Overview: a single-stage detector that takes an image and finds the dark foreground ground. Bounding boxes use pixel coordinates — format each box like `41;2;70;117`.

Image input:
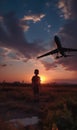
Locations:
0;84;77;130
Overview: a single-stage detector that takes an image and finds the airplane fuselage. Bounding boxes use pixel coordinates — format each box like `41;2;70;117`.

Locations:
37;35;77;59
54;35;66;57
54;35;62;48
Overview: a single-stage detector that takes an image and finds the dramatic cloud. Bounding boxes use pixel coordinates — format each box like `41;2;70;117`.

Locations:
41;60;58;70
58;0;77;19
21;14;45;23
58;0;72;19
57;0;77;71
0;13;46;63
58;22;77;71
41;21;77;71
20;23;30;32
41;0;77;71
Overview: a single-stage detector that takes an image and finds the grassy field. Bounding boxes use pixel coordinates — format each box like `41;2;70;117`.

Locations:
0;84;77;130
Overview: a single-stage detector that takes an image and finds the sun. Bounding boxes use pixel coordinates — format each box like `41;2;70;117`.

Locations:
41;76;46;83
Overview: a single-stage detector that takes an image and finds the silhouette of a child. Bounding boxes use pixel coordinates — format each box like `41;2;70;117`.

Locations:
32;69;40;101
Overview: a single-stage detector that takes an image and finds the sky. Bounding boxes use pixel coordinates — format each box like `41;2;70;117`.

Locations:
0;0;77;83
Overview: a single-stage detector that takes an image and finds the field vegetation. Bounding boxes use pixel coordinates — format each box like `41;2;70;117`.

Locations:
0;83;77;130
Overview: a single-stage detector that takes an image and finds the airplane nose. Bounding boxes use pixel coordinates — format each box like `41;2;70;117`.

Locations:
54;35;58;40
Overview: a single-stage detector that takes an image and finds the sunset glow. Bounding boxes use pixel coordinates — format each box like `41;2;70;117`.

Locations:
40;76;46;84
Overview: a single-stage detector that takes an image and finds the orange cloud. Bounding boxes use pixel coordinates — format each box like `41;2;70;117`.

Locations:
21;14;45;23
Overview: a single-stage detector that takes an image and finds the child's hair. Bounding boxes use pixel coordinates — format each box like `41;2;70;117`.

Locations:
34;69;39;75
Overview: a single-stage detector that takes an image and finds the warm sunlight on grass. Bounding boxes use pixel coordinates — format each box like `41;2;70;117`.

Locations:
41;75;46;83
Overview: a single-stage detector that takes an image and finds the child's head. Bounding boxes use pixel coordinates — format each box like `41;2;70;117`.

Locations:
34;69;39;75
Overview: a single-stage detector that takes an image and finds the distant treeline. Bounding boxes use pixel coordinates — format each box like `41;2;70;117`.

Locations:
0;81;77;87
0;81;32;87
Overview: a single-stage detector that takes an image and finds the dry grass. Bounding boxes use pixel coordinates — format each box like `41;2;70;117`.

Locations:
0;119;26;130
0;84;77;130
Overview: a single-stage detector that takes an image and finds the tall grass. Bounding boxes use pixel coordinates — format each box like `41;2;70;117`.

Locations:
0;84;77;130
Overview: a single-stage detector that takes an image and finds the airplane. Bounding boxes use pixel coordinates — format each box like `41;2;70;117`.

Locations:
37;35;77;59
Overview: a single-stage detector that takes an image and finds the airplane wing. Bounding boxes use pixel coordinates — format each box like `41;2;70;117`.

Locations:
63;48;77;52
37;49;59;59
